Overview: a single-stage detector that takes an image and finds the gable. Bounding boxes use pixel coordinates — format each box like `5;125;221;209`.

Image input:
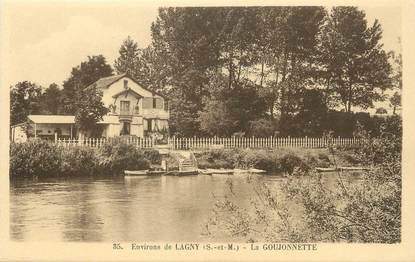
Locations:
112;88;144;99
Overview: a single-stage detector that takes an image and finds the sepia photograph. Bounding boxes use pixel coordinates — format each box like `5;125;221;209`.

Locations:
1;0;414;261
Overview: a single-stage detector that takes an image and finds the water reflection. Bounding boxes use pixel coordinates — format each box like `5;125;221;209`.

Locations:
10;172;355;242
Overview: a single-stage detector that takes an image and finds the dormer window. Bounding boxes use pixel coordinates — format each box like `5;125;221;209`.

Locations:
124;80;128;89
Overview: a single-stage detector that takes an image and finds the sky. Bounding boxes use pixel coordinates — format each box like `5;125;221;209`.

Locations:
1;3;402;89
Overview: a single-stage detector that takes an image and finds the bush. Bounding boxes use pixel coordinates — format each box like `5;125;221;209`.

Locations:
195;149;235;169
10;139;61;178
97;142;150;175
60;146;98;176
143;149;162;165
278;153;310;175
10;140;154;178
241;149;276;171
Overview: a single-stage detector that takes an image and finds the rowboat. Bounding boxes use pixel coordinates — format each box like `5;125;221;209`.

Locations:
316;167;369;172
248;168;266;174
198;169;213;175
124;170;149;176
207;169;234;175
148;170;167;176
164;170;199;176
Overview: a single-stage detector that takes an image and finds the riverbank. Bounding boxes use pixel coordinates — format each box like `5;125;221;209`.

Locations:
194;147;360;174
10;139;161;178
10;139;360;179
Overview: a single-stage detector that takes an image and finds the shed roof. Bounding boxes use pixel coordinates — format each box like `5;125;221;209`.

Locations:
28;115;75;124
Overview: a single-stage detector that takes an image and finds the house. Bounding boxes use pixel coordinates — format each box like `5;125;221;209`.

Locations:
10;73;169;142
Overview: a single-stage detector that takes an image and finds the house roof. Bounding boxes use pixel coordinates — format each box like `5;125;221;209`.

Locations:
87;73;168;99
28;115;75;124
87;74;126;90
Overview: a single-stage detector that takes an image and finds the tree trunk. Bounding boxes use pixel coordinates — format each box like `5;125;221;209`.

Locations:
228;51;233;89
260;59;265;87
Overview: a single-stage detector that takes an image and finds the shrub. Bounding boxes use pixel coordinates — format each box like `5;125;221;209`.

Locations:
278;153;310;175
97;142;150;175
241;149;276;171
60;146;98;176
195;149;235;169
10;139;61;178
143;149;162;165
10;140;155;178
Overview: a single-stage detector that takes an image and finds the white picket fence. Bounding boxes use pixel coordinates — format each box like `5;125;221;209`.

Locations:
56;136;361;150
56;137;154;148
167;136;361;150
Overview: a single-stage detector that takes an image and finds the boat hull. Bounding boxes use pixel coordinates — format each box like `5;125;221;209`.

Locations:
165;170;199;176
124;170;149;176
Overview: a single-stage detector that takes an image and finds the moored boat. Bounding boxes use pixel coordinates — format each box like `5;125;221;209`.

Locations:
207;169;234;175
248;168;266;174
124;170;149;176
316;166;369;172
164;170;199;176
198;169;213;175
315;167;337;172
148;170;167;176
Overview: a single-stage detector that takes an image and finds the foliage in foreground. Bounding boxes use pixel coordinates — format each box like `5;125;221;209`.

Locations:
205;131;401;243
10;140;158;178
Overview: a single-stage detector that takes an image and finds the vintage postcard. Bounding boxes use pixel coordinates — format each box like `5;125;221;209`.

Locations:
1;0;414;261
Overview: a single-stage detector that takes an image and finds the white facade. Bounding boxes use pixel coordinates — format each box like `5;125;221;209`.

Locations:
95;74;169;138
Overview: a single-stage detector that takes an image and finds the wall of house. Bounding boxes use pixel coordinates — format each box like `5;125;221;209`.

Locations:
101;77;162;106
11;125;27;142
102;122;144;138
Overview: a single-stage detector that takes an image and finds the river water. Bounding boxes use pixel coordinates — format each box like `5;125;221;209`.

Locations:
10;174;293;242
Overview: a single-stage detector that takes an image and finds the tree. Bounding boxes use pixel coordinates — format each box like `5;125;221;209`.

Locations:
74;85;108;137
62;55;113;114
390;92;401;115
389;50;402;115
198;79;268;136
39;83;63;114
287;89;328;137
318;7;392;112
10;81;42;126
114;36;140;76
114;38;171;94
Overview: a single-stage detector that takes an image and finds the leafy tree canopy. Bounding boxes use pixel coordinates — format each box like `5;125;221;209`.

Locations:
62;55;113;114
10;81;42;126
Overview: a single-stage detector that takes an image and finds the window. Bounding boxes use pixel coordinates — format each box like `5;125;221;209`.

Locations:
124;80;128;89
120;101;130;114
153;98;157;109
